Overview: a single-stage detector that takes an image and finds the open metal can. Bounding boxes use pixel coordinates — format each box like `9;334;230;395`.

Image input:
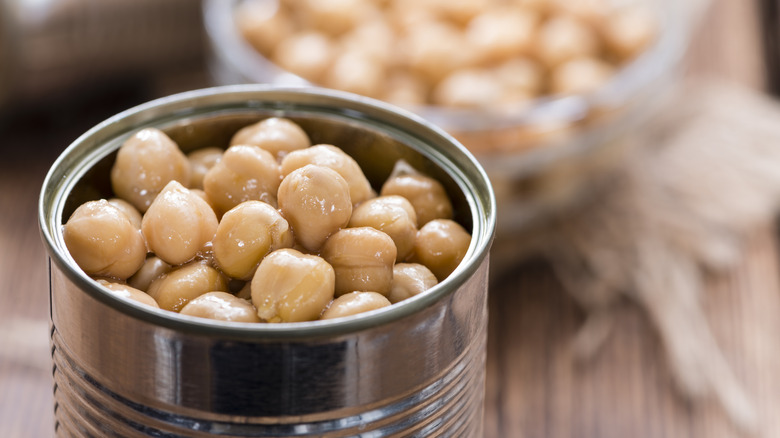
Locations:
39;86;496;437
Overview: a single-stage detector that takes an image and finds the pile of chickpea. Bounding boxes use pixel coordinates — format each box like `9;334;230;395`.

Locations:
63;118;471;323
237;0;657;110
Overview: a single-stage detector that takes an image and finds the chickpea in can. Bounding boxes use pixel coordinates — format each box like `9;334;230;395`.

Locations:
62;116;469;323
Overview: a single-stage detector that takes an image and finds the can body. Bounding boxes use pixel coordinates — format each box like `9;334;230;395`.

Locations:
40;86;496;437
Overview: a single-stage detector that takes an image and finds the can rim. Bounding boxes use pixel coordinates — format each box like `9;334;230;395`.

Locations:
39;84;497;339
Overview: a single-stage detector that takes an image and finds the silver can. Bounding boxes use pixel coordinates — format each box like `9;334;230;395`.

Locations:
39;86;496;437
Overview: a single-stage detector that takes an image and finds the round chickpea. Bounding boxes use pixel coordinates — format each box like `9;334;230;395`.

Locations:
187;147;223;190
95;278;160;308
380;168;453;226
213;200;294;280
320;291;391;320
251;248;335;322
534;14;600;69
107;197;143;229
280;144;375;205
203;144;282;217
550;57;614;95
63;199;147;280
321;227;396;297
413;219;471;281
127;256;172;292
147;261;229;312
278;164;352;252
142;180;219;266
387;263;438;304
348;195;417;261
230;117;311;161
465;7;538;64
273;31;335;83
110;128;191;213
236;0;295;56
179;291;261;323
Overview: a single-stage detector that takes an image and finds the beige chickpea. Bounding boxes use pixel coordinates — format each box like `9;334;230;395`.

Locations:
465;7;538;64
273;31;335;83
413;219;471;281
280;144;374;205
63;200;147;280
387;263;438;304
128;256;172;292
433;68;503;109
380;170;453;226
534;14;600;69
400;21;474;84
142;180;218;266
493;57;544;97
550;57;614;95
95;278;160;308
321;227;396;297
340;19;396;65
298;0;378;37
382;72;428;107
179;291;261;323
323;50;386;99
320;291;391;320
107;197;142;229
602;6;657;61
213;200;294;280
348;195;417;262
278;164;352;252
147;261;229;312
229;117;311;161
236;281;253;301
251;248;335;322
187;147;223;190
110;128;191;213
203;144;282;217
428;0;490;25
236;0;294;56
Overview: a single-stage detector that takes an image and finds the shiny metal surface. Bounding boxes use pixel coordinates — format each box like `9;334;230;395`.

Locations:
40;86;496;436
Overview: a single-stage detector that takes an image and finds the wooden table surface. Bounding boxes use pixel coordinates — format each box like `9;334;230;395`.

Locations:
0;1;776;437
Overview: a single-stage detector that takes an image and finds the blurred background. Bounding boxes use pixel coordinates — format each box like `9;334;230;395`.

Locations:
1;0;780;437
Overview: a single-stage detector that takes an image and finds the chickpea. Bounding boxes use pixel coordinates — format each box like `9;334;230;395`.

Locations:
280;144;374;205
340;19;396;65
413;219;471;281
382;72;428;107
179;291;261;323
493;57;543;97
63;200;147;280
278;165;352;252
380;169;453;226
433;68;503;109
534;14;600;69
465;7;538;64
321;227;396;297
107;197;142;229
324;51;386;99
203;144;282;217
187;147;223;190
236;0;294;56
127;256;172;292
229;117;311;161
602;6;657;61
400;21;475;84
95;278;160;308
273;31;335;83
387;263;438;304
550;57;614;95
297;0;378;37
251;248;335;322
348;195;417;262
142;180;218;266
320;291;391;320
147;261;229;312
110;128;191;213
236;281;253;301
213;200;294;280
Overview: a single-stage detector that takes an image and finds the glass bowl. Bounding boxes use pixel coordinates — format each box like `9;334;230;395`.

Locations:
203;0;696;233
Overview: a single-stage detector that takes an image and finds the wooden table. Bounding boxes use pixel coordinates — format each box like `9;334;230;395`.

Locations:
0;1;775;436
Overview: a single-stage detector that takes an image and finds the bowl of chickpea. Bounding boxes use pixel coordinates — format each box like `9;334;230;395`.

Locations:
39;86;495;436
204;0;694;231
